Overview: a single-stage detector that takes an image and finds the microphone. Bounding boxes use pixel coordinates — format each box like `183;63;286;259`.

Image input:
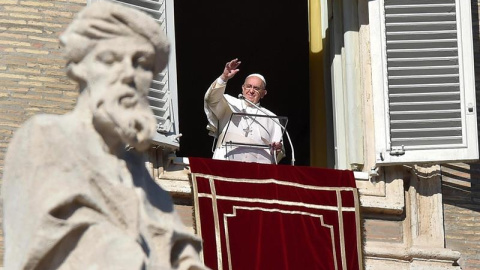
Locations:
238;94;296;165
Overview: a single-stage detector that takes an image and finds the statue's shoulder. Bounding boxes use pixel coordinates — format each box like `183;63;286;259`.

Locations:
5;114;71;169
12;114;70;144
22;113;65;128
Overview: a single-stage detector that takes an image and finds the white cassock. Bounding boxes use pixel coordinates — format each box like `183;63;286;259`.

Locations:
204;79;284;164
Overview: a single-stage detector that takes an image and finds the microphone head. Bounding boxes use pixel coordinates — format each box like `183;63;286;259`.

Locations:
238;94;244;99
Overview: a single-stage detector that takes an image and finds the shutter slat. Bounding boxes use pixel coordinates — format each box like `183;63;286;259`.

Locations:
385;0;455;3
151;106;167;113
388;92;459;100
389;74;458;79
391;93;459;101
386;15;455;23
391;136;462;147
387;40;458;50
387;30;457;40
391;119;462;129
387;21;456;26
389;65;458;70
388;66;459;76
147;95;168;104
114;0;163;6
149;88;166;95
388;30;456;35
392;127;461;133
388;56;458;62
386;13;455;18
390;129;462;137
389;76;459;85
387;41;458;50
391;113;461;121
390;109;460;115
109;0;163;10
386;22;456;32
391;118;461;123
390;105;460;112
150;83;166;91
110;0;163;18
385;0;455;4
390;101;460;106
392;136;462;141
385;3;455;9
389;83;459;89
391;137;462;141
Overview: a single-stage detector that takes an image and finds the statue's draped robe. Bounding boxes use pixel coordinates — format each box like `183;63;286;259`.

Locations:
3;113;207;270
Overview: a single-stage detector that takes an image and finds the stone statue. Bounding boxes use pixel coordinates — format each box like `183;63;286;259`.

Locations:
2;2;208;269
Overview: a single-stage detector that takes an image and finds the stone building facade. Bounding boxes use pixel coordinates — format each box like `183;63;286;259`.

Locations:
0;0;480;269
0;0;82;263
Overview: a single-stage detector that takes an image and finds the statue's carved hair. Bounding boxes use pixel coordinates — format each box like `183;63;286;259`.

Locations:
60;1;169;75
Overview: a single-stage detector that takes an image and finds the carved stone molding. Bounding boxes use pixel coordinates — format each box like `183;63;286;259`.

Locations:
363;165;461;269
356;166;405;214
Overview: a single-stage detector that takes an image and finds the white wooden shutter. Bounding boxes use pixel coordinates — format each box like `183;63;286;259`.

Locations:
370;0;477;165
88;0;180;149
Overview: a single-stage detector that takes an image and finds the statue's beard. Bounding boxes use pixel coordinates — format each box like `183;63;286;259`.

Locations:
92;96;156;152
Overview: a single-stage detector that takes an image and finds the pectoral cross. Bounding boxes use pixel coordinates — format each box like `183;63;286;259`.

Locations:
243;126;251;137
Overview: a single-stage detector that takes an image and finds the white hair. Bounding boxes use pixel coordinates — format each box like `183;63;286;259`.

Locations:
246;73;266;87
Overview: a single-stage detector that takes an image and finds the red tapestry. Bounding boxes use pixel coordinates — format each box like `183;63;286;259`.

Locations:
189;157;363;270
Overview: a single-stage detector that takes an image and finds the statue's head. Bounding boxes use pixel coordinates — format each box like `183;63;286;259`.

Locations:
60;2;169;151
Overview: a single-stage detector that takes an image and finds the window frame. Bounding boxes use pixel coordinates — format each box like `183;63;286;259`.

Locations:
369;0;478;165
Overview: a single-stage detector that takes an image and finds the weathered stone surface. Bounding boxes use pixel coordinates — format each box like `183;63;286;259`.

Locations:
2;2;207;269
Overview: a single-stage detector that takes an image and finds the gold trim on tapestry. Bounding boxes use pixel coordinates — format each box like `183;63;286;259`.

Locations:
190;174;204;262
197;193;356;212
336;190;347;270
223;206;339;270
209;178;223;270
353;189;364;270
192;173;355;192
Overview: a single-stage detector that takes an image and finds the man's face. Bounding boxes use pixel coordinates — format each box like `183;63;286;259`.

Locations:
242;76;266;104
80;35;158;151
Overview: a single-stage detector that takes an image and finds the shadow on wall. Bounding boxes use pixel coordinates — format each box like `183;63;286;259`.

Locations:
441;162;480;270
440;0;480;212
441;163;480;211
441;2;480;266
440;0;480;211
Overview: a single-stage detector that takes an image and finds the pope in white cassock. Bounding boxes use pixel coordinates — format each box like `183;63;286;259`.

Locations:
204;58;284;164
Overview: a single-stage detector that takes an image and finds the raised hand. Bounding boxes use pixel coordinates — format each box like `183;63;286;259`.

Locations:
220;58;241;82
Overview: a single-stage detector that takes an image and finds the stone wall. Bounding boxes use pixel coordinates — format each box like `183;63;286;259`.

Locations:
442;165;480;270
439;2;480;269
0;0;83;179
0;0;85;264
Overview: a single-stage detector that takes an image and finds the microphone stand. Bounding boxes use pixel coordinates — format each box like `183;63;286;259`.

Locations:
238;94;295;166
